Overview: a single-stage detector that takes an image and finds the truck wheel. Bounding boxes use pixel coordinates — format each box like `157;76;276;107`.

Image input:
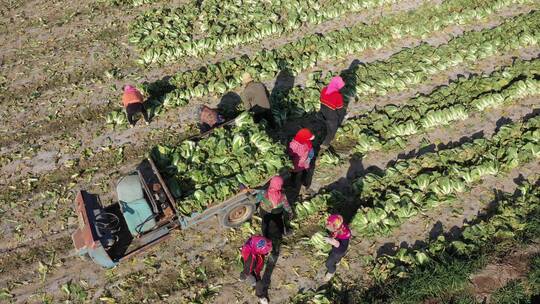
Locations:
221;202;255;228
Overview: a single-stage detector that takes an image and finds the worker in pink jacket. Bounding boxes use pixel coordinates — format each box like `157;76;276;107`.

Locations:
288;128;316;193
323;214;351;281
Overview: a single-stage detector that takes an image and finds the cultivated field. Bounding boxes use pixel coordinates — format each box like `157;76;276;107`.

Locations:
1;0;539;303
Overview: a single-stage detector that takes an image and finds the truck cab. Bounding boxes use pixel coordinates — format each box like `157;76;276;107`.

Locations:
72;159;179;268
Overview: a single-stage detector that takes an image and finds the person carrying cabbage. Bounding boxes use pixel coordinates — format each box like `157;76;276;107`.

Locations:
319;76;347;149
321;214;351;282
121;85;150;127
239;235;273;304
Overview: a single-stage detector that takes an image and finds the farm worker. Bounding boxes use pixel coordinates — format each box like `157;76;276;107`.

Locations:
256;176;294;246
199;105;225;132
322;214;351;281
240;72;275;127
239;235;272;304
122;85;150;127
288;128;316;193
319;76;346;148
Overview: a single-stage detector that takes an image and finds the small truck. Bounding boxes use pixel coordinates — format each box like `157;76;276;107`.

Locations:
72;157;261;268
72;83;274;268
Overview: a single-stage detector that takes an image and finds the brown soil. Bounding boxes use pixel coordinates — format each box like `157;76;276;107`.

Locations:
1;0;539;303
470;245;540;303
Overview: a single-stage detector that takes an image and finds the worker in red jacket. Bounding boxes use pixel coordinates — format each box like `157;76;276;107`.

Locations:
122;85;150;127
240;235;273;304
319;76;346;148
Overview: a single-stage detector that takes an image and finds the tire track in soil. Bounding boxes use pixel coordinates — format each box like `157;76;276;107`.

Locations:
0;0;431;136
0;2;536;185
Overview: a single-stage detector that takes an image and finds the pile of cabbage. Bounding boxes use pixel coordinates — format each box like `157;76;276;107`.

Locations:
151;113;291;215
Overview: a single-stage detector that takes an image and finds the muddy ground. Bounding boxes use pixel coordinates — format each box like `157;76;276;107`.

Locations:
1;0;539;303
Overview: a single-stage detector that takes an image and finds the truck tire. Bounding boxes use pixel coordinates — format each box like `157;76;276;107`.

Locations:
220;202;255;228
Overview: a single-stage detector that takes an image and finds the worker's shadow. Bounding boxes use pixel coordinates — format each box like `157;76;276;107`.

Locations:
266;69;309;203
279;60;363;205
270;69;323;203
302;60;369;216
340;59;361;111
258;218;285;300
269;68;296;144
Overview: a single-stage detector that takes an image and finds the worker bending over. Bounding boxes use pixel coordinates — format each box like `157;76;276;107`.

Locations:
122;85;150;127
240;235;273;304
199;105;225;132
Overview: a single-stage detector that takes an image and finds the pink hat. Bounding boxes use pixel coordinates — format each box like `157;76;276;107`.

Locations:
326;76;345;94
326;214;344;232
269;176;284;190
124;85;139;94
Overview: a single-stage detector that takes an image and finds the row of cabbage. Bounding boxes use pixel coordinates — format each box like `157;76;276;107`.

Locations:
329;58;540;159
159;0;534;104
350;113;540;237
273;9;540;123
119;6;539;127
294;58;540;223
105;0;159;6
150;113;291;215
301;113;540;250
362;178;540;302
293;179;540;302
130;0;399;64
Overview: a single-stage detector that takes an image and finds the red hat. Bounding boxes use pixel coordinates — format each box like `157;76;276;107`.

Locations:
294;128;315;145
